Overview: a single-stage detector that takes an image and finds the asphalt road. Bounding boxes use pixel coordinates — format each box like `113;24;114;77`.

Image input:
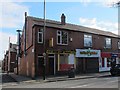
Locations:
3;75;119;88
2;73;17;83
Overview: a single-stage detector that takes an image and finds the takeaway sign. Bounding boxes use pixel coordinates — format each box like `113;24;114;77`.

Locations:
76;49;101;57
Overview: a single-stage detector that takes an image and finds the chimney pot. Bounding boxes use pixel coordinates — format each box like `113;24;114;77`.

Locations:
25;12;27;17
61;13;66;25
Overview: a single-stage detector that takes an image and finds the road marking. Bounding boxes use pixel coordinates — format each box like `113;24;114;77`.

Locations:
70;85;88;88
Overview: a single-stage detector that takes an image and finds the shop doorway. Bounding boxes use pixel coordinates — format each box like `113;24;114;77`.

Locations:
48;54;55;75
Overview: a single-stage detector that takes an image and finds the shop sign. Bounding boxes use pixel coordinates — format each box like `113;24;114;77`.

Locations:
111;53;118;57
46;50;75;54
76;49;101;57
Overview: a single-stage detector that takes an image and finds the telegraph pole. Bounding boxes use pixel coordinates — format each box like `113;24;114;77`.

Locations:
16;30;21;75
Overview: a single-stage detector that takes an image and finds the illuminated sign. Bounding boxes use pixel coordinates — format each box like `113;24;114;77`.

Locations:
76;49;101;57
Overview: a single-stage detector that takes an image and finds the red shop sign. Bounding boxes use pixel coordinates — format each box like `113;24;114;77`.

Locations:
101;52;111;58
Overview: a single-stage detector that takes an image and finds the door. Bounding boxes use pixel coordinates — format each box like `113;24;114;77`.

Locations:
48;54;55;75
38;56;44;76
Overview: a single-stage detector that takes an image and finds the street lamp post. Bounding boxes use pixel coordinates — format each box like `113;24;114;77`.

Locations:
43;0;46;80
16;30;21;75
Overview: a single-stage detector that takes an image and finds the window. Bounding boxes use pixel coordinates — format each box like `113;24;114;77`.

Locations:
57;30;68;45
38;29;43;43
84;34;92;47
107;58;111;67
60;54;68;64
118;41;120;49
105;38;111;48
102;58;105;67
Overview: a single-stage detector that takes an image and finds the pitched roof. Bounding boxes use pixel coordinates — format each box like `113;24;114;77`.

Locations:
10;43;17;52
28;16;118;38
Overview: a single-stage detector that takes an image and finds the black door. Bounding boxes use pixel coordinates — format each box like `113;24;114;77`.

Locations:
48;57;54;75
38;57;44;76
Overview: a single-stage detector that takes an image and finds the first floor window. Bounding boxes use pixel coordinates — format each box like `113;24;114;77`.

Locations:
38;29;43;43
57;30;68;45
105;38;111;48
84;34;92;47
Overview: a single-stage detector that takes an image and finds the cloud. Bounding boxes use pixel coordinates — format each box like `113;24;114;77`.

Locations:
0;2;29;60
79;17;118;34
0;2;29;28
101;0;120;7
0;32;17;60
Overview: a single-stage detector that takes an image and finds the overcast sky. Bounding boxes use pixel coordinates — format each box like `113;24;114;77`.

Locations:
0;0;119;60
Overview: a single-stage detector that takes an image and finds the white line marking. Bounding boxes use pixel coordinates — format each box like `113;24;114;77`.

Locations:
70;85;88;88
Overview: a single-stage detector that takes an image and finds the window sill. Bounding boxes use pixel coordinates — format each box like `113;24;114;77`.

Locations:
57;43;68;46
38;42;43;44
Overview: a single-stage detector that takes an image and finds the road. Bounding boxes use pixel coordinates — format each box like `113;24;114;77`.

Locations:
3;75;119;88
2;73;17;83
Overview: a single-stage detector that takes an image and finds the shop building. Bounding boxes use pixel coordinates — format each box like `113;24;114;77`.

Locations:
18;13;120;78
99;52;120;72
76;49;101;73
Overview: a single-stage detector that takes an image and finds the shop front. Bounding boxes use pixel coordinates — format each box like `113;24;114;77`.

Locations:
76;49;101;73
99;52;120;72
46;50;76;75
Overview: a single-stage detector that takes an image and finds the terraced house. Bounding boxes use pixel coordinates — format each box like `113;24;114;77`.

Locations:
17;13;120;78
2;43;17;73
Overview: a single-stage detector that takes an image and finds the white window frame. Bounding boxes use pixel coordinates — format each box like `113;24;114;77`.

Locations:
57;30;68;45
105;38;111;48
38;28;43;43
84;34;92;47
118;41;120;49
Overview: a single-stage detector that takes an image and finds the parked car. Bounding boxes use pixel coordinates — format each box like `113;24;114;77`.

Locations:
110;64;120;76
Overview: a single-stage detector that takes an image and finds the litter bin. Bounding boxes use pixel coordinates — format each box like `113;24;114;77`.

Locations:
68;67;75;78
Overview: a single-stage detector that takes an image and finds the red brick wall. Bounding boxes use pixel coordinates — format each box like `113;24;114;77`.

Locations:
9;52;16;72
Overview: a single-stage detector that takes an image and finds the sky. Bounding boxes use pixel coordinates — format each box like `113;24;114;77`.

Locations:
0;0;119;60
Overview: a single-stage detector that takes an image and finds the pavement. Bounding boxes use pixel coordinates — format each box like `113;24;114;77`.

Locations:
5;71;111;84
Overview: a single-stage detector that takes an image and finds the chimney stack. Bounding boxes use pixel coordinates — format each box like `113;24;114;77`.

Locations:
61;13;66;25
24;12;27;56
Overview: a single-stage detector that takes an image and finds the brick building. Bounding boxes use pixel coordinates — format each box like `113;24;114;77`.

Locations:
2;51;8;72
18;13;120;78
2;43;17;73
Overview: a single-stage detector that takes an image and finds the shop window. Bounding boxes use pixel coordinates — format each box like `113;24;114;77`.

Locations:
38;29;43;43
118;41;120;49
84;34;92;47
102;58;105;67
60;54;68;64
105;38;111;48
57;30;68;45
59;54;74;71
107;58;111;67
